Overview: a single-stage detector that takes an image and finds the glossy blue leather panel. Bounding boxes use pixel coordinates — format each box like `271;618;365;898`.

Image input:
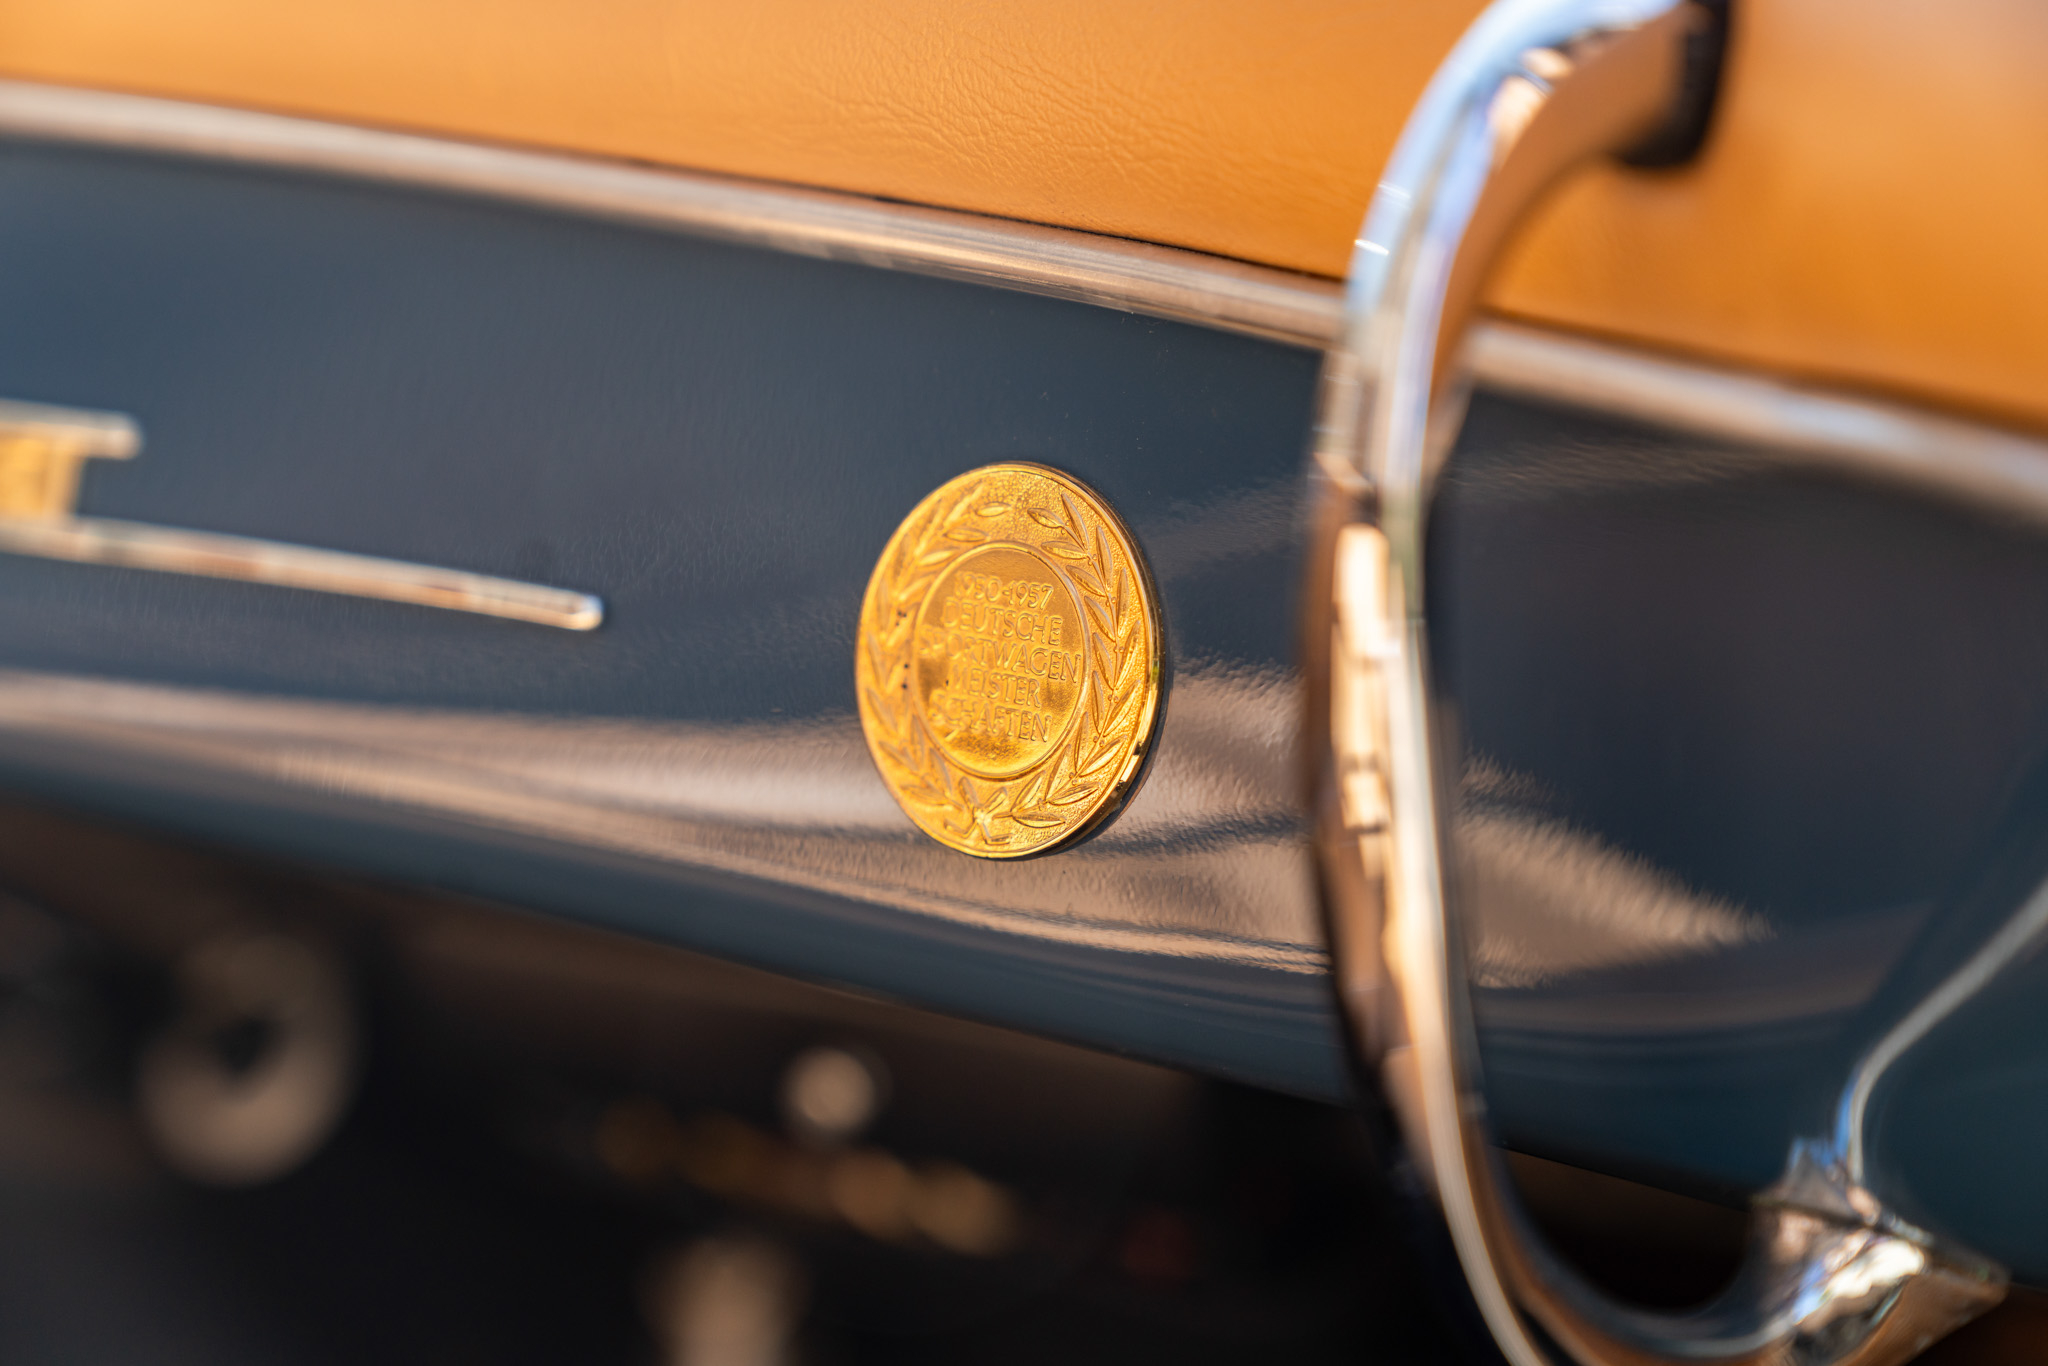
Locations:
1435;394;2048;1280
7;139;2047;1282
0;142;1343;1099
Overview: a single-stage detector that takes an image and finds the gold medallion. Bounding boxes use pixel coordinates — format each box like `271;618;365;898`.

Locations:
856;463;1163;858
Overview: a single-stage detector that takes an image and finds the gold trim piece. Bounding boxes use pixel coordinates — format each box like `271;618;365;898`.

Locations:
857;464;1162;858
0;398;139;520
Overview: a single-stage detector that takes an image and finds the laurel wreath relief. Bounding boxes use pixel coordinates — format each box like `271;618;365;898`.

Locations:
857;471;1155;855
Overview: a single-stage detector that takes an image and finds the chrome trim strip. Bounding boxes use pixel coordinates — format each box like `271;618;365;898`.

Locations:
0;80;1340;348
0;393;597;627
0;516;604;630
1470;322;2048;524
2;76;2044;524
0;398;139;456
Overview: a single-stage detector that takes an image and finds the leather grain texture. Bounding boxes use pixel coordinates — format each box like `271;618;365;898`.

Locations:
0;0;2042;428
1492;0;2048;436
0;0;1484;291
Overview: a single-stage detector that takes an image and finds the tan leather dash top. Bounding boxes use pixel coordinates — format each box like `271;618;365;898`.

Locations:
1;0;2042;429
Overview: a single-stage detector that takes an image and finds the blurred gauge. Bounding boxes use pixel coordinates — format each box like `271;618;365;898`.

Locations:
135;931;357;1185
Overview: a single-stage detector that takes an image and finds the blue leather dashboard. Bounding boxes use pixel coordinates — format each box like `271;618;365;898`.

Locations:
6;136;2048;1283
0;141;1342;1097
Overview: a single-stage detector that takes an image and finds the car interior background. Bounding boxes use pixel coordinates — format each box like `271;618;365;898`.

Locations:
0;2;2039;1363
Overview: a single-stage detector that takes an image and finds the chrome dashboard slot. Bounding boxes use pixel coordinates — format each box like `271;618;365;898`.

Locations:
0;139;1337;1097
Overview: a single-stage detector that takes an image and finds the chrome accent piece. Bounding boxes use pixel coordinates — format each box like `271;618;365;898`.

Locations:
1312;2;2007;1365
1470;322;2048;524
0;516;604;630
0;398;139;457
1835;872;2048;1187
1;75;2042;517
0;396;601;629
0;80;1337;348
1718;1146;2006;1366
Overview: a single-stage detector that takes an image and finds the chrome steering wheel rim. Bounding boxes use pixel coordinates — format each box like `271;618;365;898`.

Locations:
1310;2;2011;1362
